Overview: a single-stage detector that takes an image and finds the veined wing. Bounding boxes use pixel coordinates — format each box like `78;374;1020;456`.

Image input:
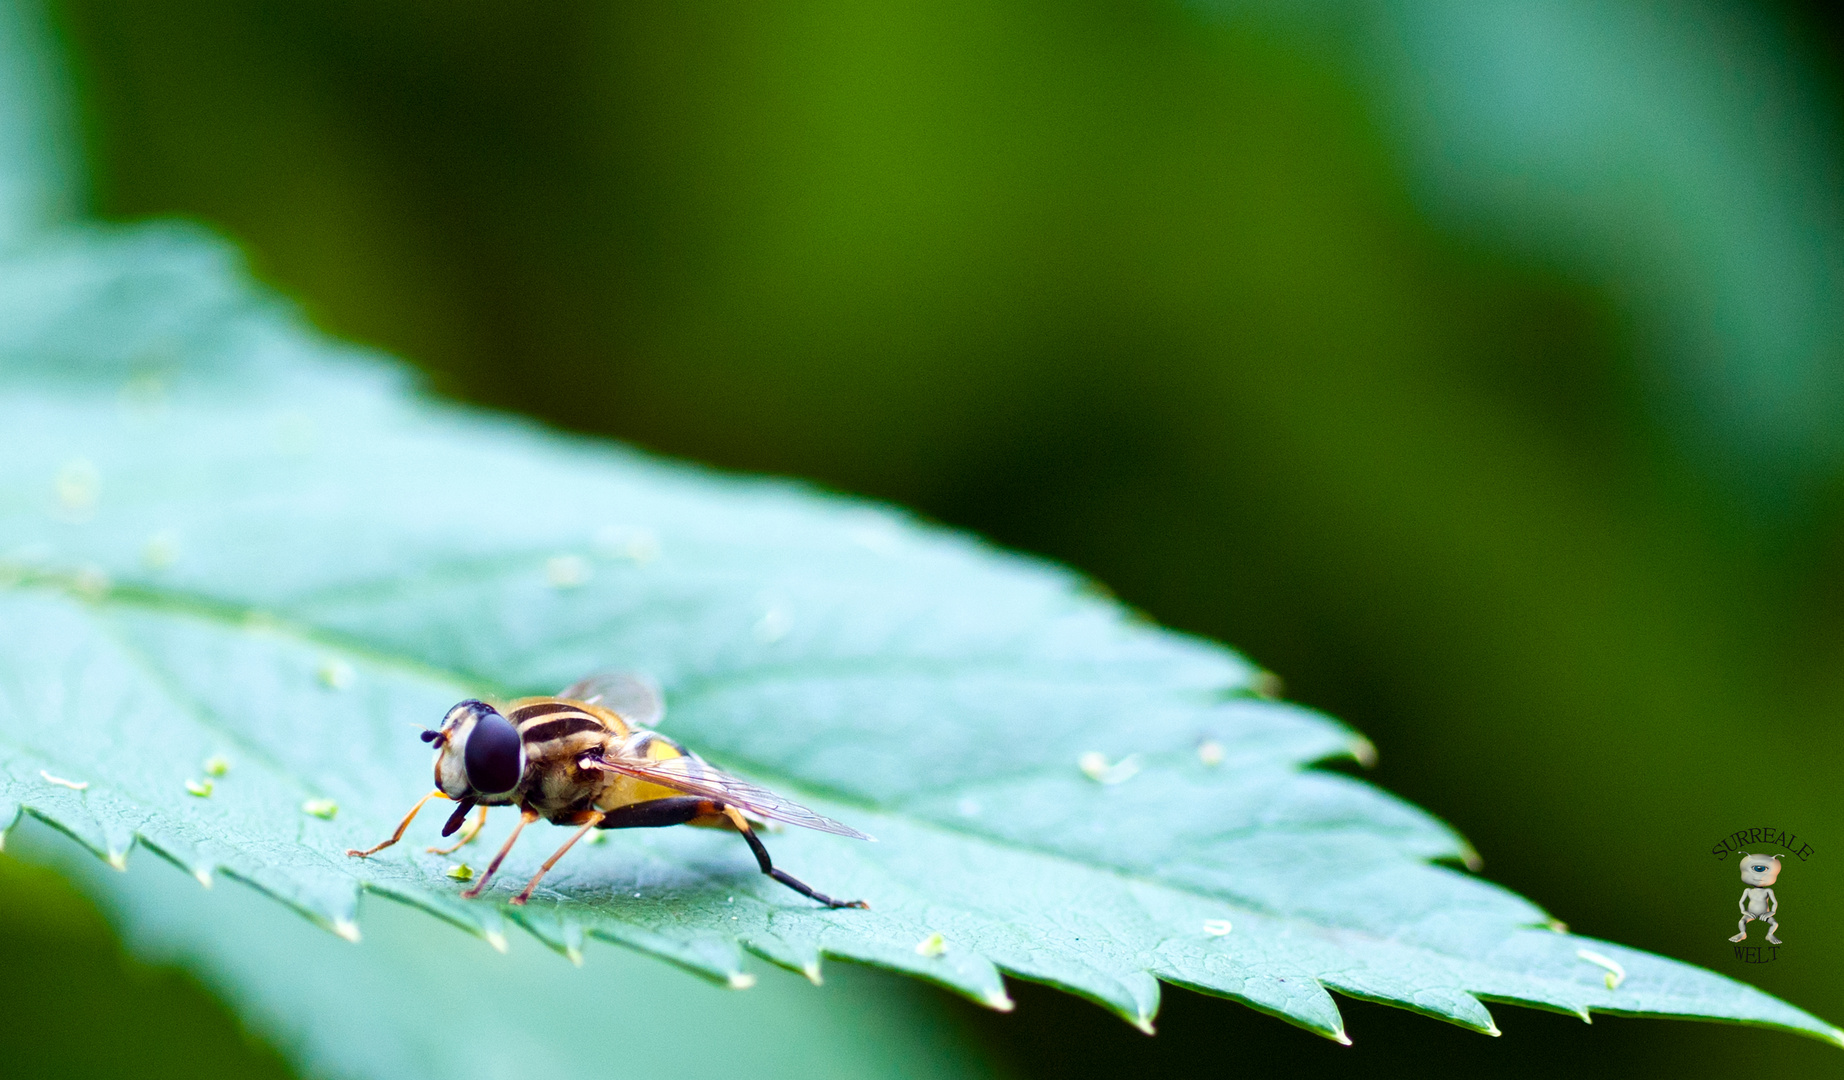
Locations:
557;671;665;728
578;753;873;840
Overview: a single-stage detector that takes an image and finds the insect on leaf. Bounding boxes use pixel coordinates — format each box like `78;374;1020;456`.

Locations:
0;221;1838;1053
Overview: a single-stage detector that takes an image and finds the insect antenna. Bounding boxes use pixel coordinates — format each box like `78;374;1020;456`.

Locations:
420;729;446;746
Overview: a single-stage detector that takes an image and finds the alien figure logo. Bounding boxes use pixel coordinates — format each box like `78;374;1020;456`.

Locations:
1728;853;1783;945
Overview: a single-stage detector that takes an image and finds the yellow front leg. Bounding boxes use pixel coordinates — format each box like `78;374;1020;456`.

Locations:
347;790;445;858
462;809;538;899
511;810;607;906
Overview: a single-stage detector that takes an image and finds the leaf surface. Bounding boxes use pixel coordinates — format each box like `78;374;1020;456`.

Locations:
0;814;1002;1080
0;223;1836;1047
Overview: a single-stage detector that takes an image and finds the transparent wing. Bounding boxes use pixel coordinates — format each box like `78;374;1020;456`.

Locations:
578;753;872;840
557;671;665;728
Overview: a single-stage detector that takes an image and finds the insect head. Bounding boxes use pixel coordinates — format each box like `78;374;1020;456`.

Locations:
427;699;526;811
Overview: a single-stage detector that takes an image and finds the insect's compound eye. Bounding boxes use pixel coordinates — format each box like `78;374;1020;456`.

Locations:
463;707;524;795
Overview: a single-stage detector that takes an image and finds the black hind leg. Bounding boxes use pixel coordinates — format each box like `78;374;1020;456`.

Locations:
600;798;867;909
734;819;867;909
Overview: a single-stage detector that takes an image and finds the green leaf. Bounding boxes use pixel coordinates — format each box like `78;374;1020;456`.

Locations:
1;222;1836;1050
0;813;1004;1080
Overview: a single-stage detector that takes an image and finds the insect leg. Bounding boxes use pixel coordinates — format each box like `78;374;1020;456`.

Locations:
510;811;608;905
462;808;538;899
427;804;489;855
346;790;444;858
724;808;867;910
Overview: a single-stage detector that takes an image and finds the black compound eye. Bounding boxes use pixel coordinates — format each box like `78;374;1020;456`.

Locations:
463;708;523;795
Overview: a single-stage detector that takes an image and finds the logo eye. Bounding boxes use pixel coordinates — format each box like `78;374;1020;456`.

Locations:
463;708;523;795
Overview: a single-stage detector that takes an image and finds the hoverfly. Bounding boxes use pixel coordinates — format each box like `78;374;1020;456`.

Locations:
347;672;870;908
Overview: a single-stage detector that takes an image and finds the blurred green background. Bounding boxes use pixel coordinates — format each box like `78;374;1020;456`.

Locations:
8;0;1844;1076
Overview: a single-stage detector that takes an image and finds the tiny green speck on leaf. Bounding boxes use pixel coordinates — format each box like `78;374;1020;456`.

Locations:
301;798;339;819
318;659;355;690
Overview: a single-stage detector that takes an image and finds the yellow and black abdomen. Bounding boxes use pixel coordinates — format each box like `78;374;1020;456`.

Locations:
593;728;737;830
591;728;687;807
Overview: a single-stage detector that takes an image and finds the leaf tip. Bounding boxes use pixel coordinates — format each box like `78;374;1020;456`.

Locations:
802;962;824;986
1332;1031;1352;1047
105;849;128;871
1348;736;1378;768
484;929;510;954
192;866;213;889
564;946;584;967
333;919;362;943
1574;1007;1593;1025
984;989;1015;1012
1132;1016;1157;1036
728;972;758;990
